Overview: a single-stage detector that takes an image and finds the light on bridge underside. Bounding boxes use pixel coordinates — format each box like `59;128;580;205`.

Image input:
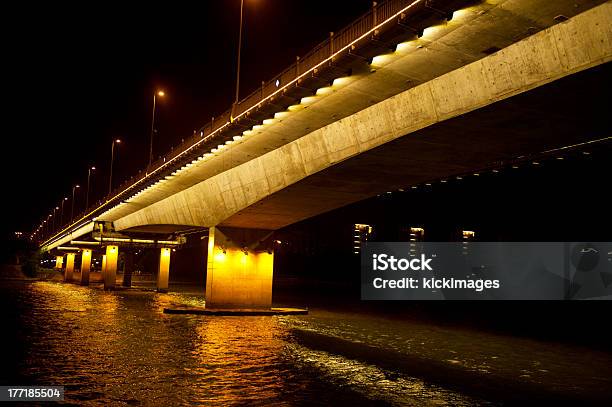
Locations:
273;112;289;120
287;104;303;113
420;24;447;41
316;87;332;96
157;90;165;97
300;96;317;105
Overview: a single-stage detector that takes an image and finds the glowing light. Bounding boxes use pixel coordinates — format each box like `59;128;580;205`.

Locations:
462;230;476;238
274;111;290;120
395;41;414;53
371;53;395;66
262;118;275;125
157;90;165;97
300;96;317;105
316;87;333;96
332;76;352;87
288;104;303;112
421;24;446;40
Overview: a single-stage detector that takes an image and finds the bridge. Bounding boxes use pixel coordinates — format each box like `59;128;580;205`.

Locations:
35;0;612;308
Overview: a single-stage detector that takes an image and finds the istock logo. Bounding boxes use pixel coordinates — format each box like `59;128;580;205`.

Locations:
372;253;433;271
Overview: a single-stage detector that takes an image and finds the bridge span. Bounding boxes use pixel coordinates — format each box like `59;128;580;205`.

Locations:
39;0;611;309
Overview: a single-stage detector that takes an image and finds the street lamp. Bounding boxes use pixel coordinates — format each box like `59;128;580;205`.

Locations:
86;166;96;209
60;197;68;227
71;185;80;222
148;90;165;168
232;0;245;120
109;139;121;196
52;206;59;232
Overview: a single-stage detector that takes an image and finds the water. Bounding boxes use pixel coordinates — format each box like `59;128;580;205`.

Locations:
2;280;612;405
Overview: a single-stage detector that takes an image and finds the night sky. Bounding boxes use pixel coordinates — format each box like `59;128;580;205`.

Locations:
3;0;373;236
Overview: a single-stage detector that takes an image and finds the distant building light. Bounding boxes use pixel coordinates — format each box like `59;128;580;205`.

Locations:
462;230;476;239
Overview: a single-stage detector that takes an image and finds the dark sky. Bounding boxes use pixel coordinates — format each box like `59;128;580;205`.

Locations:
3;0;373;236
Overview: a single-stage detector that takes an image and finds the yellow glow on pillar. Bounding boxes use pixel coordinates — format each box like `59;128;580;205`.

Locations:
81;249;92;264
65;253;75;282
104;245;118;290
157;247;171;291
80;249;92;285
55;256;63;269
215;251;226;262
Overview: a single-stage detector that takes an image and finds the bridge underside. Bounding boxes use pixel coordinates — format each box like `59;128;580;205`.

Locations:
220;62;611;230
108;2;611;234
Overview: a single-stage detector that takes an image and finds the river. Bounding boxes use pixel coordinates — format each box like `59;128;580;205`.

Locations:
2;280;611;405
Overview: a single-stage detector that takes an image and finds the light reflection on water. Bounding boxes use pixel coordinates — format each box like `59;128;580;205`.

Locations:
9;280;611;405
3;281;487;406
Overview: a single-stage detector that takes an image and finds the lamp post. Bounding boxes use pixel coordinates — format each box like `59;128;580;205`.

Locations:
108;139;121;196
148;91;165;168
52;206;59;232
60;197;68;227
86;166;95;209
71;184;80;223
232;0;245;120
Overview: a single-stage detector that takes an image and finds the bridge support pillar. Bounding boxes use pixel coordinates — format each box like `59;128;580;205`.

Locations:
103;245;119;290
80;249;92;286
205;226;274;309
64;253;75;282
55;256;63;270
157;248;171;292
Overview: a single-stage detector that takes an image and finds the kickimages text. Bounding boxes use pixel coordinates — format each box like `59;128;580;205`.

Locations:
371;253;501;292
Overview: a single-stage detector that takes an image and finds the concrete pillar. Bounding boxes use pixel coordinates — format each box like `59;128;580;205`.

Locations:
205;226;274;309
80;249;92;286
157;247;171;292
104;245;118;290
64;253;75;282
55;256;63;269
122;250;135;288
